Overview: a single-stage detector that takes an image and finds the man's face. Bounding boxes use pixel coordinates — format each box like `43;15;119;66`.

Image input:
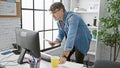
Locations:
51;9;64;20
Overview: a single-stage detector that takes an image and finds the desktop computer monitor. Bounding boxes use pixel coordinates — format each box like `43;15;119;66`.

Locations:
15;28;41;64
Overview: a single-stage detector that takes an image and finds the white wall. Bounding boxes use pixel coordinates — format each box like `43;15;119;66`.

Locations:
62;0;79;11
62;0;70;11
0;18;20;51
70;0;79;11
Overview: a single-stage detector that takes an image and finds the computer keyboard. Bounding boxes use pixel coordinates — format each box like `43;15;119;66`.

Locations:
41;52;51;62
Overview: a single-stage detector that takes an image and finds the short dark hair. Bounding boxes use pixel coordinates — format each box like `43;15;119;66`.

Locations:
49;2;66;12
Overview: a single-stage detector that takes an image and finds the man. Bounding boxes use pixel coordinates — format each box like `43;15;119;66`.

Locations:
49;2;92;64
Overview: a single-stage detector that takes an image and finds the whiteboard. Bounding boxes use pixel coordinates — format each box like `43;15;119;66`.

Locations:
0;1;16;16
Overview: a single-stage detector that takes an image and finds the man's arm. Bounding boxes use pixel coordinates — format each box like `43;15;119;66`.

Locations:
60;14;79;64
63;51;70;58
49;38;61;46
54;38;61;44
59;51;70;64
64;14;79;51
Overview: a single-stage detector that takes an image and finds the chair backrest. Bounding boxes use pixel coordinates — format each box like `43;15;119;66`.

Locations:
94;60;120;68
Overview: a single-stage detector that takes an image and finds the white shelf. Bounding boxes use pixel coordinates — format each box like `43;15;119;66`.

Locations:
74;11;98;14
88;51;96;55
92;38;97;41
88;26;98;29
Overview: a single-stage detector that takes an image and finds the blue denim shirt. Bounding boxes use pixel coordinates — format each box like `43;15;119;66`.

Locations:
57;11;92;55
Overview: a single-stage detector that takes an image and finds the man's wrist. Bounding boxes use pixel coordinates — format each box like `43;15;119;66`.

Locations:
55;39;61;43
62;55;68;58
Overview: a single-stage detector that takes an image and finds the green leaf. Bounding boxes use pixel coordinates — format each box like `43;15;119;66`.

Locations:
107;7;110;12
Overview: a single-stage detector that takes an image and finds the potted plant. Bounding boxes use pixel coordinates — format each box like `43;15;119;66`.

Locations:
92;29;97;39
98;0;120;62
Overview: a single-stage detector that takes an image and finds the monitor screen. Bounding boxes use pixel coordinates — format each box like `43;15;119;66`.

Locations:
15;28;40;64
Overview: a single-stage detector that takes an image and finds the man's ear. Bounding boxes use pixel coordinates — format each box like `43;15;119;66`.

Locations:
60;9;64;15
61;9;64;12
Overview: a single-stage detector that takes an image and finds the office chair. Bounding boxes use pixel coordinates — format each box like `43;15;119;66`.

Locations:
93;60;120;68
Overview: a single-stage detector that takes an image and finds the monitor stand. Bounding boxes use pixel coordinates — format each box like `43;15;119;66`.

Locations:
0;64;5;68
12;50;21;55
17;48;28;64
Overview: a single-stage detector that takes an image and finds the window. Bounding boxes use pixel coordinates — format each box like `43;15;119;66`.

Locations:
21;0;61;50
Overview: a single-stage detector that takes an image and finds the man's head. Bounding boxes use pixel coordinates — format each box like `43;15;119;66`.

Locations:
49;2;66;20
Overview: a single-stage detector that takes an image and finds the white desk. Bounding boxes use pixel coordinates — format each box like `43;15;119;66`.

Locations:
0;49;83;68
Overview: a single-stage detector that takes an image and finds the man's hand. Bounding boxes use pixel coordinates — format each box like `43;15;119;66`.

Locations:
59;56;67;64
59;51;70;64
49;39;61;47
49;42;56;47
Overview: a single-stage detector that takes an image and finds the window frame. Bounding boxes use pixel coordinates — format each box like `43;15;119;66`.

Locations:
20;0;62;51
